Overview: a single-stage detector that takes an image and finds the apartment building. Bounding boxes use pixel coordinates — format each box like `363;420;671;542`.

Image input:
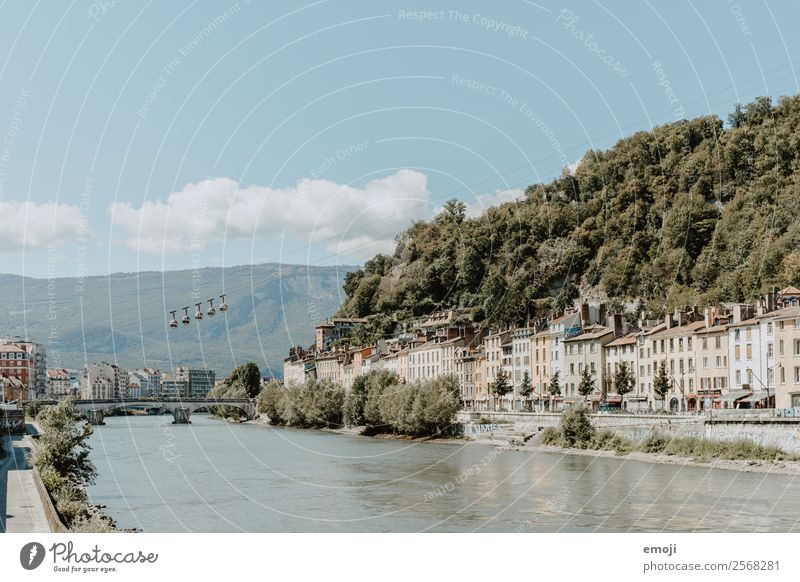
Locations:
774;306;800;409
314;317;367;352
81;362;128;399
46;368;73;398
694;308;730;410
604;333;646;410
530;328;550;406
647;316;704;411
562;324;615;405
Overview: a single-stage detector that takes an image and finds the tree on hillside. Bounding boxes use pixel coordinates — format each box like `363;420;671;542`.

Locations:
653;360;671;410
227;362;261;398
613;362;635;405
578;366;596;400
490;370;512;411
519;371;533;411
439;198;467;225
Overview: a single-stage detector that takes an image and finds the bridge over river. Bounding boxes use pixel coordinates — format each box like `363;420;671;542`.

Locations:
37;398;256;425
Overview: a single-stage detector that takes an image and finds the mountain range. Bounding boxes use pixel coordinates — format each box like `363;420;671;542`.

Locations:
0;263;353;377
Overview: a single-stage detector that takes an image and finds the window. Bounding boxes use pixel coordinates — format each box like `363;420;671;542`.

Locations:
687;337;692;350
735;345;741;360
795;367;800;384
736;370;741;385
768;343;774;358
715;337;721;349
678;338;683;351
702;338;708;350
703;357;708;369
735;329;741;341
767;322;773;335
795;339;800;356
670;338;675;352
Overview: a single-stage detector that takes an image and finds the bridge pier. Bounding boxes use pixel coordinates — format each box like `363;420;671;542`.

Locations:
86;409;105;425
171;407;191;424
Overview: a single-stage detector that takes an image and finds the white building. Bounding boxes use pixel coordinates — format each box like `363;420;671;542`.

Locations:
81;362;128;399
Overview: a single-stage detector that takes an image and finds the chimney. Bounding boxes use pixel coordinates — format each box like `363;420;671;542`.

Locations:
704;306;716;328
733;304;742;323
611;313;623;338
665;311;673;329
580;303;590;328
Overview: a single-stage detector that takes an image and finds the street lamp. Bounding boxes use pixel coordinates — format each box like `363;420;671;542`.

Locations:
746;366;772;409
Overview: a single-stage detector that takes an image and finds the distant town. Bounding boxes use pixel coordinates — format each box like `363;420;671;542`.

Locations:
285;286;800;414
0;343;219;403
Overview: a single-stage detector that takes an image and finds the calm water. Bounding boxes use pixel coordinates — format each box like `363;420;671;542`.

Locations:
86;415;800;532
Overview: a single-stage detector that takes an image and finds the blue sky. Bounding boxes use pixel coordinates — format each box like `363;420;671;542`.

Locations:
0;0;798;278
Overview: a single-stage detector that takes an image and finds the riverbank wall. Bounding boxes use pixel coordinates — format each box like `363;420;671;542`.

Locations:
458;411;800;454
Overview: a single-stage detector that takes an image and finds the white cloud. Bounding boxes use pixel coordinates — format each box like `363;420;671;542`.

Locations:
110;169;434;259
464;188;525;218
0;201;84;251
566;159;581;175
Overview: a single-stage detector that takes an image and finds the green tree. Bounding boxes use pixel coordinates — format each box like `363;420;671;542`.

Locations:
227;362;262;398
578;366;596;400
613;362;635;404
560;403;595;448
490;370;512;411
548;371;561;396
31;397;96;486
439;198;467;225
519;371;533;410
256;380;286;424
653;360;671;410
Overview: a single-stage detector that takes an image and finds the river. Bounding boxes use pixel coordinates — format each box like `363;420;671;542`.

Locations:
86;415;800;532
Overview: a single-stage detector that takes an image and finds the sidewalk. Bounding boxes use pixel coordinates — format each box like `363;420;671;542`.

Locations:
0;433;51;533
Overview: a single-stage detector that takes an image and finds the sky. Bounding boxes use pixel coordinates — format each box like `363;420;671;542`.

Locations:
0;0;799;279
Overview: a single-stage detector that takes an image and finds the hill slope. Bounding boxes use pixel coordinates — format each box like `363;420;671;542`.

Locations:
0;263;353;376
338;95;800;326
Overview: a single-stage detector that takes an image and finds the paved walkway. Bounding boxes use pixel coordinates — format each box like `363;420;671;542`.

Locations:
0;432;51;533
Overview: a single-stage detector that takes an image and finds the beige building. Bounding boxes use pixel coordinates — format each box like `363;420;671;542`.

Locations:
695;307;730;410
604;333;646;410
773;306;800;409
530;328;551;405
315;353;342;384
562;324;615;406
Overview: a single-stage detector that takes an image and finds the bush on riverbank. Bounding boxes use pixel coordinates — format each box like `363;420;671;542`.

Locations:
30;397;117;532
540;406;800;461
257;374;461;437
256;379;345;428
366;376;461;437
640;433;799;462
344;370;398;427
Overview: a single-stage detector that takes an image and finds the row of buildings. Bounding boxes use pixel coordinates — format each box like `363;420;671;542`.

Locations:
0;345;217;402
79;364;216;400
285;287;800;413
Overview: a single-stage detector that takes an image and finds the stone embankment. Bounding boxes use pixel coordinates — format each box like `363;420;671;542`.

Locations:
457;410;800;454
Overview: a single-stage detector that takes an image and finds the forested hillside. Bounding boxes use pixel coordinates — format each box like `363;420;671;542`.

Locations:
339;95;800;327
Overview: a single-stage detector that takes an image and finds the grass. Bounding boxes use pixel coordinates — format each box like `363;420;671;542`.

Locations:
540;426;800;462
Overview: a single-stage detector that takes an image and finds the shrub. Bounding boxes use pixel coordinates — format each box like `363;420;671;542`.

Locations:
70;511;117;533
639;433;669;454
300;380;345;428
344;370;398;426
256;381;286;424
31;397;96;485
540;426;562;445
560;403;595;448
